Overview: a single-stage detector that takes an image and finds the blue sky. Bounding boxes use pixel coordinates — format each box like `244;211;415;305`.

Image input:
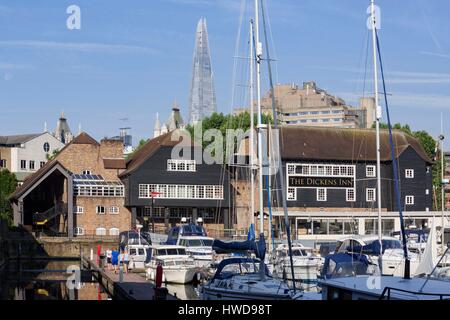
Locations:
0;0;449;148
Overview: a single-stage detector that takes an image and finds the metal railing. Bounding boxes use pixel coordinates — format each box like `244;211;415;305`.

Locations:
379;286;450;300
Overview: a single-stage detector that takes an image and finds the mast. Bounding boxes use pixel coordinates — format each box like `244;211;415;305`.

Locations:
249;20;256;227
440;113;445;251
370;0;383;263
254;0;265;235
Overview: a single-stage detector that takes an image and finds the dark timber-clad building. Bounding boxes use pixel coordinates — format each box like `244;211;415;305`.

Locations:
119;130;231;234
234;126;434;240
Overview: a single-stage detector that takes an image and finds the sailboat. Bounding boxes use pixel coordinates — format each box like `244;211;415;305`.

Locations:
200;0;322;300
319;0;450;299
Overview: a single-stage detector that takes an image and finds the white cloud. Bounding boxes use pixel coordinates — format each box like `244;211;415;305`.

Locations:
0;40;158;55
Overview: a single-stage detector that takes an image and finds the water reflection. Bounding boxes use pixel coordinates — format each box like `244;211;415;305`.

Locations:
0;259;110;300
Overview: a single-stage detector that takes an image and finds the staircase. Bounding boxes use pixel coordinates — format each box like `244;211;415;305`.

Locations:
33;203;67;237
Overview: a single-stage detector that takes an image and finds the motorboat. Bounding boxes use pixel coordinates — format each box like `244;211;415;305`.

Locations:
119;229;151;270
145;245;198;284
166;222;215;268
270;243;323;283
334;235;421;276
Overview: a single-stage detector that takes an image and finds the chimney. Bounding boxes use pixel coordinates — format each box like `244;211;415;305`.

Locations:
100;138;124;159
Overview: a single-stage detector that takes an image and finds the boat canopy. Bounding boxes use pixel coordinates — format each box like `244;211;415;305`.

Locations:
321;252;370;279
211;257;269;280
119;230;150;247
342;239;402;255
212;234;267;260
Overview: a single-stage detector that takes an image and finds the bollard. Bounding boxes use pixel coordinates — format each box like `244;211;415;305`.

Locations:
90;248;93;261
119;264;124;283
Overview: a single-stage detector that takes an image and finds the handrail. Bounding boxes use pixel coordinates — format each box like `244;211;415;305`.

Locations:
379;286;450;300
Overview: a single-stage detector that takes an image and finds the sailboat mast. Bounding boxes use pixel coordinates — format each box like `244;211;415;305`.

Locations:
371;0;383;257
249;20;256;227
255;0;265;235
440;113;445;251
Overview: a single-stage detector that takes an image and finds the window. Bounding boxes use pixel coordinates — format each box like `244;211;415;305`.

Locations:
109;228;120;236
346;189;355;202
405;195;415;205
74;206;84;214
95;227;106;236
366;188;376;202
74;227;84;236
405;169;414;179
29;161;35;170
167;159;196;172
0;159;6;168
20;160;26;170
137;184;223;200
366;165;376;177
43;142;50;152
317;188;327;201
109;206;119;214
40;161;45;168
287;188;296;201
96;206;106;214
82;170;91;175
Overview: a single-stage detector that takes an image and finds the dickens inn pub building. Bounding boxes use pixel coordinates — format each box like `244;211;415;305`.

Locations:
234;126;437;243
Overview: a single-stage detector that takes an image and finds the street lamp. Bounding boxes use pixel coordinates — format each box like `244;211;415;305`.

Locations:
150;191;161;233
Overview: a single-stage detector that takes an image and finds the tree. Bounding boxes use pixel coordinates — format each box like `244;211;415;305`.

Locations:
0;169;18;225
126;139;147;160
46;149;60;161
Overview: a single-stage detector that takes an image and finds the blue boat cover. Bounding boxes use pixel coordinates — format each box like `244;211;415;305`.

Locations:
247;223;255;241
211;257;269;280
212;233;266;260
321;252;370;279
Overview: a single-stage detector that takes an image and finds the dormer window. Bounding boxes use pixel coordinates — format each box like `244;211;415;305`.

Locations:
167;159;196;172
82;170;91;175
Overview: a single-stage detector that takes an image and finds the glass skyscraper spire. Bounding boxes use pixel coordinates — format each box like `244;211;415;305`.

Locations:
188;17;217;124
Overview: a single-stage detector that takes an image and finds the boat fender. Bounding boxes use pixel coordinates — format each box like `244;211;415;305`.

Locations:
155;264;163;288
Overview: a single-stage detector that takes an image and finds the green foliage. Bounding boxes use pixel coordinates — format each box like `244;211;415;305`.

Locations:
126;139;148;160
46;149;60;161
0;169;18;225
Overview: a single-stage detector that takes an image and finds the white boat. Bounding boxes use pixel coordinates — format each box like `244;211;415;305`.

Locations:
119;229;151;270
145;245;198;284
200;257;295;300
177;235;215;268
271;243;323;283
334;235;421;277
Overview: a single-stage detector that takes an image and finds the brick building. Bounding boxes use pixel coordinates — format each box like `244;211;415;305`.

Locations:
10;132;130;238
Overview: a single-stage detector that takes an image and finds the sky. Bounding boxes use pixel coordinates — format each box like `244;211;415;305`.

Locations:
0;0;449;148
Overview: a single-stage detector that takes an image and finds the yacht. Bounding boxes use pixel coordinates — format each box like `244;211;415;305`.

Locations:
119;229;151;270
271;243;323;283
145;245;198;284
334;235;421;276
166;221;215;268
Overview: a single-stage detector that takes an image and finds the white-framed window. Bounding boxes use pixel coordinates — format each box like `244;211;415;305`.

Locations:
366;165;376;177
138;184;223;200
366;188;376;202
405;195;415;205
82;170;91;175
317;188;327;202
287;188;296;201
167;159;196;172
29;161;35;170
346;189;356;202
74;206;84;214
40;161;45;168
74;227;85;236
109;228;120;236
96;206;106;214
109;206;119;214
95;227;106;236
74;184;124;197
20;160;26;170
0;159;6;168
405;169;414;179
286;163;355;178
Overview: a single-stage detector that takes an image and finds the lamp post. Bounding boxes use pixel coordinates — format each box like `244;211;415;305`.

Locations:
439;133;445;250
150;191;161;233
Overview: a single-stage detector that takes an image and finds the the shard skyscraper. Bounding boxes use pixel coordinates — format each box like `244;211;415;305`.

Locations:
188;17;217;124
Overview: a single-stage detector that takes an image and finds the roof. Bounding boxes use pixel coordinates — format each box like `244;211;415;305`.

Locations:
70;132;99;145
120;129;199;177
10;160;71;200
103;158;126;169
0;133;43;146
243;126;432;164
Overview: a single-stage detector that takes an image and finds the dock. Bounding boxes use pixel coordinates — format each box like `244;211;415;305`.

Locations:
81;256;179;300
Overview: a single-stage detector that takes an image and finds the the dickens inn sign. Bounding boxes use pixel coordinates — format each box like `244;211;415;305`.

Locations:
288;176;354;188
